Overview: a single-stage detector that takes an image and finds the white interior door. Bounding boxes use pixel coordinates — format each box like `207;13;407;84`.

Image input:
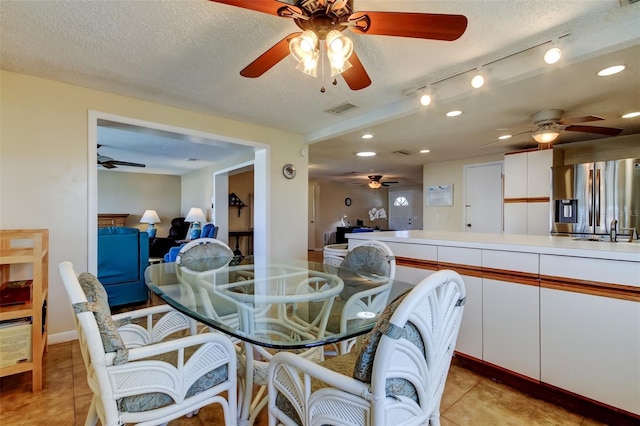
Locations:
389;191;414;230
308;184;316;250
464;162;503;233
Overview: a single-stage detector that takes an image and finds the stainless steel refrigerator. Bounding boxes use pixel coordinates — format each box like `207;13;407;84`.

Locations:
551;158;640;238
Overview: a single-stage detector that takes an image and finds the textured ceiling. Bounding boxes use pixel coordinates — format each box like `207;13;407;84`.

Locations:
1;0;639;183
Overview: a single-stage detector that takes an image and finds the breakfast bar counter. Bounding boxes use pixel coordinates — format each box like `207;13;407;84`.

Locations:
347;230;639;421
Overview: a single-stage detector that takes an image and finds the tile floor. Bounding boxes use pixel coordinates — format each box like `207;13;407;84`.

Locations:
0;251;607;425
0;341;605;425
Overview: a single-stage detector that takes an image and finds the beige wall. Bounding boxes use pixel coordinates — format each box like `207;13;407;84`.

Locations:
423;154;503;231
311;181;389;249
98;171;181;236
0;70;306;339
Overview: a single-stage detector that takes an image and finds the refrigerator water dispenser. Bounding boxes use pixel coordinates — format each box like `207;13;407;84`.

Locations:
555;199;578;223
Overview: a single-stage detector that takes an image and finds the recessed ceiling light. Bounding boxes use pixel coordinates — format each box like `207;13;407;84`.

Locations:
498;135;512;140
420;149;430;153
544;47;562;64
446;110;462;117
356;151;376;157
361;133;373;139
471;74;485;89
622;111;640;118
597;65;625;76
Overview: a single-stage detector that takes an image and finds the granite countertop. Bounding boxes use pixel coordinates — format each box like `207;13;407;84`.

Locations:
347;230;640;262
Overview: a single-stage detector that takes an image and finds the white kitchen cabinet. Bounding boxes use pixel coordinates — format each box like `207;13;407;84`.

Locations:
482;250;540;379
504;149;552;235
527;201;550;235
483;279;540;379
504;151;528;198
439;246;483;359
504;203;528;234
526;149;553;198
540;288;640;415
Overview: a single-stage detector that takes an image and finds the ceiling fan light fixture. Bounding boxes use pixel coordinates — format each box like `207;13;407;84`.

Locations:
544;47;562;64
330;58;352;77
532;126;560;144
368;180;382;189
326;30;353;59
290;30;319;62
295;55;319;77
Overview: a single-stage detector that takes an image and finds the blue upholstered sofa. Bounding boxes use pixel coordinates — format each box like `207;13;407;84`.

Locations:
97;227;149;307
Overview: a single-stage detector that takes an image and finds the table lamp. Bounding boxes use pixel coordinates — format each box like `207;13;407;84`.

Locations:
140;209;161;238
185;207;206;240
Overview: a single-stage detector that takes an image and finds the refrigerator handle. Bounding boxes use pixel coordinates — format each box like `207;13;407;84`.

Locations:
595;168;601;226
588;169;593;226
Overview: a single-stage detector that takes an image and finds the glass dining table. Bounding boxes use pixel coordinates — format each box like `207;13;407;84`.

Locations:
145;256;412;425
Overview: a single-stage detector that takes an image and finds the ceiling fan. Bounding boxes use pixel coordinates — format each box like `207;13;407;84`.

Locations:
368;175;398;189
97;145;145;169
484;109;623;147
209;0;468;90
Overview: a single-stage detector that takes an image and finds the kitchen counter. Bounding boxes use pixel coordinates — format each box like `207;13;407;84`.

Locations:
347;230;640;262
347;229;640;419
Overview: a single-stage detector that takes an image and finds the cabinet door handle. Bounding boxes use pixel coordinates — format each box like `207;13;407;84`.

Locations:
467;223;472;228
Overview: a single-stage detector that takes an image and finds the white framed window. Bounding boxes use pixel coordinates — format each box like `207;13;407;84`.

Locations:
394;196;409;206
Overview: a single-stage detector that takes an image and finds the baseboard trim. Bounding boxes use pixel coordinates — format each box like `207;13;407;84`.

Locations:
452;353;639;425
48;330;78;345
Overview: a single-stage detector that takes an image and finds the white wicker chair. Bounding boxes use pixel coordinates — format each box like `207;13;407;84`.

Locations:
334;240;396;355
59;261;237;426
268;269;466;426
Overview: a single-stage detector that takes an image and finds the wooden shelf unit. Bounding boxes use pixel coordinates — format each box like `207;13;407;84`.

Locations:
98;213;128;228
0;229;49;391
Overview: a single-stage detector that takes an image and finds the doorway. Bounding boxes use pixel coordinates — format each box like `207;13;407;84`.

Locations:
463;162;503;233
88;111;268;272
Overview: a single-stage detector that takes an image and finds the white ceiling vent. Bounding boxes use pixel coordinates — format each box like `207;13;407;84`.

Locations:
325;102;359;115
392;150;412;156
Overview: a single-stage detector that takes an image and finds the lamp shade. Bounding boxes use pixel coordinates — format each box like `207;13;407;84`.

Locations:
140;210;160;224
185;207;206;224
368;181;382;189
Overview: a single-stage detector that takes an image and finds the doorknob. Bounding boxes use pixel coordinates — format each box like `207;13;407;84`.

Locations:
466;223;472;228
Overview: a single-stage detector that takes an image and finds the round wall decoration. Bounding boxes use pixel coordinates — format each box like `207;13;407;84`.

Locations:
282;164;297;179
345;197;352;206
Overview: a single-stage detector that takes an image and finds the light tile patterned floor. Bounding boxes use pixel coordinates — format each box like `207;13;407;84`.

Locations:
0;251;606;425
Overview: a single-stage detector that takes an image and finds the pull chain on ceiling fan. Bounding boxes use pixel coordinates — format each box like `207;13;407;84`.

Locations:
209;0;468;90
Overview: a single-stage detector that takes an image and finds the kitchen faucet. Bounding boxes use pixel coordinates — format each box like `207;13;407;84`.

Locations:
610;219;618;242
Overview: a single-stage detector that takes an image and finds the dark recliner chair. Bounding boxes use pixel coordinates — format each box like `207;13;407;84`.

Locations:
97;227;149;307
148;217;190;258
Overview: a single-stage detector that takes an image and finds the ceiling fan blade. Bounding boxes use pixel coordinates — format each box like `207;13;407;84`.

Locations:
107;160;146;168
564;125;623;136
341;50;371;90
558;115;604;125
208;0;301;17
100;162;117;169
348;11;468;41
384;181;399;184
240;32;301;78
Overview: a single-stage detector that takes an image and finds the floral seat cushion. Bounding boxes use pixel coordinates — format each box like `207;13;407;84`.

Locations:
177;242;234;272
117;346;229;413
